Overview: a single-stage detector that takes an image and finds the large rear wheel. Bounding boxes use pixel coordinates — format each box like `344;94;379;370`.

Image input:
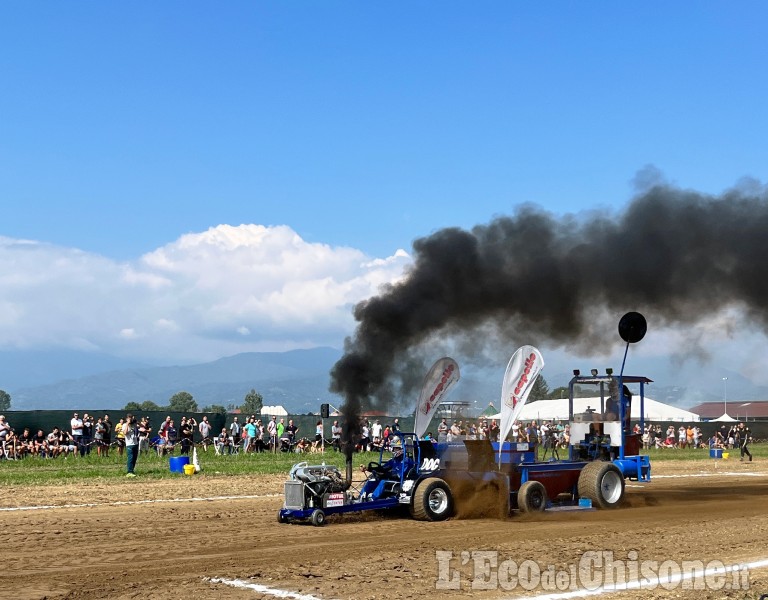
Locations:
578;461;625;509
412;477;454;521
517;480;547;513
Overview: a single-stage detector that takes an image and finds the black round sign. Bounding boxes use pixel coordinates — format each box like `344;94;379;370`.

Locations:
618;312;647;344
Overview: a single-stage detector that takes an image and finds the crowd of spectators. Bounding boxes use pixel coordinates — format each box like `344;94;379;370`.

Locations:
0;412;118;460
0;412;225;460
0;410;756;461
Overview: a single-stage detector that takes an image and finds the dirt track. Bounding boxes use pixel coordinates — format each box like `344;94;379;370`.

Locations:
1;461;767;600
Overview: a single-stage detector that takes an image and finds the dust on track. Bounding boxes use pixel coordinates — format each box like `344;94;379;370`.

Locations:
1;461;767;600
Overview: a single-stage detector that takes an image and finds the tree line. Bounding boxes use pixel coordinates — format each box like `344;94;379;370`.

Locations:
122;388;264;415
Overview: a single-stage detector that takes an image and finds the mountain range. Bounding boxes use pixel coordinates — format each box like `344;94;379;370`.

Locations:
2;347;766;413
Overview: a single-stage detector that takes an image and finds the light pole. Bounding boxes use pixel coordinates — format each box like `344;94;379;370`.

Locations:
722;377;728;416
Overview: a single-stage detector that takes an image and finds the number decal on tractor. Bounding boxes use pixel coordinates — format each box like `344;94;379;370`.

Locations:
420;458;440;471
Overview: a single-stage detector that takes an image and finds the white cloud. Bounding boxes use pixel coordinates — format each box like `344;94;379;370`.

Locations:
0;226;411;362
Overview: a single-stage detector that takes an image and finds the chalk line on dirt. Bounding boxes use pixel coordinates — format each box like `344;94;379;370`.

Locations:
0;493;280;512
653;471;767;478
207;577;325;599
509;556;768;600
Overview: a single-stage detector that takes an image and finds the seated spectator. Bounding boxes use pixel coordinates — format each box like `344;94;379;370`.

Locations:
60;429;77;456
17;428;33;458
47;428;65;458
33;429;48;458
217;428;232;455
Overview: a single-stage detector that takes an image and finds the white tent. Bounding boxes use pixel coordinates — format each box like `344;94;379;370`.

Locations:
488;396;700;422
710;413;737;422
260;405;288;416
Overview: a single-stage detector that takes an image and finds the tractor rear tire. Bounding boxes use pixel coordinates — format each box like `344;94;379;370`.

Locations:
412;477;454;521
578;461;625;509
517;480;547;513
310;509;326;526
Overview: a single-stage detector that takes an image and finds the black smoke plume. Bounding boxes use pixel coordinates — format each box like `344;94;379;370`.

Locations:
330;179;768;440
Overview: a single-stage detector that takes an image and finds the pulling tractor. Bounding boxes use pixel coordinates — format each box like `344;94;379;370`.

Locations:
278;312;652;525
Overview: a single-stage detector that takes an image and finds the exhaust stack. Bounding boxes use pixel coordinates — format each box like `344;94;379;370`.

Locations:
343;442;353;490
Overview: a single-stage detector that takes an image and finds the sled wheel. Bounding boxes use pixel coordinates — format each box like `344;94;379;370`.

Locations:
578;461;625;509
517;480;547;513
310;509;326;527
277;511;287;524
412;477;453;521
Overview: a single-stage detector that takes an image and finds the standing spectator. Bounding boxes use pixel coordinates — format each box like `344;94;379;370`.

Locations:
449;421;461;441
122;414;139;477
82;413;94;455
437;418;448;443
229;417;241;446
179;417;194;455
359;421;370;451
314;420;324;451
738;422;753;462
0;415;11;457
277;418;286;441
331;420;342;452
392;419;401;434
94;417;107;457
665;425;675;446
256;419;267;451
285;419;298;442
526;421;539;456
102;414;112;457
70;413;84;457
490;419;500;442
371;419;383;442
166;420;178;454
267;416;277;452
198;416;212;452
243;418;257;453
137;417;151;454
159;416;171;442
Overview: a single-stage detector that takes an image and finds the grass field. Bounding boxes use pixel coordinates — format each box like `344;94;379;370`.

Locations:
0;443;764;486
641;443;767;461
0;447;382;485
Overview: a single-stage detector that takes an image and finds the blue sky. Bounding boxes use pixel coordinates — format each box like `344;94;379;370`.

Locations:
2;3;768;367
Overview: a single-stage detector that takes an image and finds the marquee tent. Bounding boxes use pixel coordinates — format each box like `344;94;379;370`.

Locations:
487;396;700;423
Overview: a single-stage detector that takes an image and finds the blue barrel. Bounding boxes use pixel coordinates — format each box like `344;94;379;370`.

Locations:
709;448;723;459
169;456;190;472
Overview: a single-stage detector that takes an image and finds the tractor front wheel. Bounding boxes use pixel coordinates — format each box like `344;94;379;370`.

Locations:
517;480;547;513
310;509;326;526
412;478;454;521
578;461;625;509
